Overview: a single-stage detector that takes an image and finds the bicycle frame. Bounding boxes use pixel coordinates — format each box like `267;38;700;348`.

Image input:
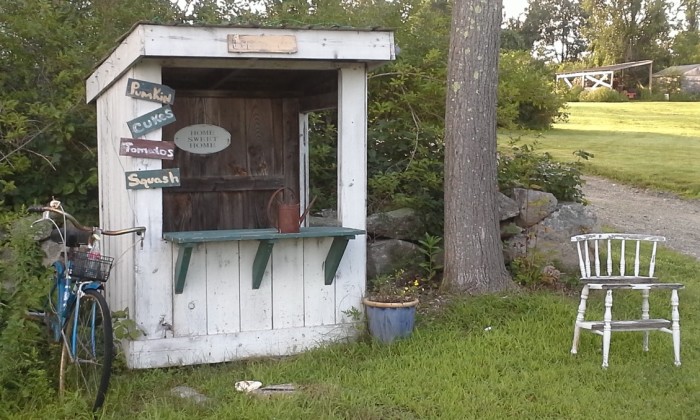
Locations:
50;253;103;349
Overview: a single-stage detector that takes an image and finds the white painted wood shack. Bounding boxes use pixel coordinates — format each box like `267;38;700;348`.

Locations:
86;23;395;368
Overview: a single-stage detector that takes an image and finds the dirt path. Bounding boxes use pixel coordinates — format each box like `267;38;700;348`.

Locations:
582;176;700;260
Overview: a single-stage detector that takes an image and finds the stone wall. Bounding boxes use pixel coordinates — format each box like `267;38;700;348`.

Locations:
309;188;598;280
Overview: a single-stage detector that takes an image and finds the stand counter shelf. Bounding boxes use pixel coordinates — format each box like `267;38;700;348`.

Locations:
163;227;365;293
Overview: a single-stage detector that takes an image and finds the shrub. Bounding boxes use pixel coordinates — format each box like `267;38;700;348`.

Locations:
498;138;592;203
498;51;568;130
579;87;629;102
561;85;584;102
0;212;56;414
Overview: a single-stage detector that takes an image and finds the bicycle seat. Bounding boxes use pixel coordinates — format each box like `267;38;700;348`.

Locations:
50;226;91;247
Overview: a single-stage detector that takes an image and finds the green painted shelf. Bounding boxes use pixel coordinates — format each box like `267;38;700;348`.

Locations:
163;227;365;293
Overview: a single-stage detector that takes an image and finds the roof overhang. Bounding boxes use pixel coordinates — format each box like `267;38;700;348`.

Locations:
556;60;653;79
86;23;395;103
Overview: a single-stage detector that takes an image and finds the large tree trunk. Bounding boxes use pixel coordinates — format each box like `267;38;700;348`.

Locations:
443;0;513;294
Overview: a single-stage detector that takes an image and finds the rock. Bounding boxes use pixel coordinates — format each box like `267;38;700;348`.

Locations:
29;218;54;241
497;192;520;221
528;202;598;271
250;383;298;398
41;241;63;267
500;222;523;239
308;215;340;227
367;239;422;279
367;208;425;240
170;386;209;404
538;202;599;235
503;234;528;263
512;188;558;228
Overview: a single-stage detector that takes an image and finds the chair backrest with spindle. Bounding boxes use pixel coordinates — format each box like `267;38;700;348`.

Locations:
570;233;666;281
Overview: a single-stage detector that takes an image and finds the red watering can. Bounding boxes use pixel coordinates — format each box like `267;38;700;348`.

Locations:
266;187;316;233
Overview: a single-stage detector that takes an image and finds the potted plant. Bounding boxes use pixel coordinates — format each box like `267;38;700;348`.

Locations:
363;270;421;344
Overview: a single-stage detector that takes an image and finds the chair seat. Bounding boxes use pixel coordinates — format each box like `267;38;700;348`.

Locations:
578;319;672;332
584;281;684;290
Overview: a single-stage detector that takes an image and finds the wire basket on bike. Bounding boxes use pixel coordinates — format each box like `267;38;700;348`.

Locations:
70;251;114;282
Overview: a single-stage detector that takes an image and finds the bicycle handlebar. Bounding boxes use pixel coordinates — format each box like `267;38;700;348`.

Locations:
28;205;146;236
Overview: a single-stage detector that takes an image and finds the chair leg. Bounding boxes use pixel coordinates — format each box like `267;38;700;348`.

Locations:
571;285;589;355
671;289;681;367
602;290;613;369
641;289;650;352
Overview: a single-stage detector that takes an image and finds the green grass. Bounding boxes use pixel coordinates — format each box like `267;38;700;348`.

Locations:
15;250;700;419
510;102;700;198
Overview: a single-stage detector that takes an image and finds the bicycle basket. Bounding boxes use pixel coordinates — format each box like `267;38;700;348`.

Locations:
70;251;114;282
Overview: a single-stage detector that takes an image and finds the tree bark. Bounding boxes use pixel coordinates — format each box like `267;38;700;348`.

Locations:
443;0;513;294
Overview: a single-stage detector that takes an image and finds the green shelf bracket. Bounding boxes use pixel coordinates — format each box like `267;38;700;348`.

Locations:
252;240;275;289
174;244;195;294
324;237;350;285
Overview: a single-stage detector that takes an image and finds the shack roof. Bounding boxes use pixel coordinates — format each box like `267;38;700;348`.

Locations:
86;22;395;102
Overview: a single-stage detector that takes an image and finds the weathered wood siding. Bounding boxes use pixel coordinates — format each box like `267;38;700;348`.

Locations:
120;235;352;368
162;96;299;231
95;61;174;343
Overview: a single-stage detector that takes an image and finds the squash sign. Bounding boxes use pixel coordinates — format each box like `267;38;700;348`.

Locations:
125;168;181;190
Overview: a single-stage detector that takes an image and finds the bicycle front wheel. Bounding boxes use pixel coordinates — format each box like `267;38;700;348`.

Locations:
60;288;113;411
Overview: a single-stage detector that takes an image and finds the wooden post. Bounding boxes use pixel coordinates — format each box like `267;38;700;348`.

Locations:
337;64;367;315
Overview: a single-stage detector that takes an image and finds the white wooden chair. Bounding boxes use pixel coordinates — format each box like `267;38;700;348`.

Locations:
570;233;683;368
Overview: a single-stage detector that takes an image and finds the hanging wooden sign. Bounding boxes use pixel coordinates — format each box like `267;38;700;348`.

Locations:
125;78;175;105
127;105;176;138
120;138;175;160
227;34;298;54
125;168;181;190
174;124;231;155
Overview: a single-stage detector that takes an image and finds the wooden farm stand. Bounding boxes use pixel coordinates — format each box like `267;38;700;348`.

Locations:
86;23;395;368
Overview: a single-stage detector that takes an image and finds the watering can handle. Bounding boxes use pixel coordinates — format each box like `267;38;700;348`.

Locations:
266;187;287;228
267;187;302;228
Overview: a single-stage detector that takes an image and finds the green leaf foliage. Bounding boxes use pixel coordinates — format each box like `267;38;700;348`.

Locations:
0;0;179;219
0;212;55;414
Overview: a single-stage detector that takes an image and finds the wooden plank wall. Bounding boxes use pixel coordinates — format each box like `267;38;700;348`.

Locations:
96;62;175;341
169;237;337;339
162;96;300;232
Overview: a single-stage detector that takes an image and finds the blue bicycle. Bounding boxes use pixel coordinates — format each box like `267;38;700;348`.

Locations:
29;200;145;411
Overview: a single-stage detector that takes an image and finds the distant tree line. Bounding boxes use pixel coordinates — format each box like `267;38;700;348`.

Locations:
503;0;700;68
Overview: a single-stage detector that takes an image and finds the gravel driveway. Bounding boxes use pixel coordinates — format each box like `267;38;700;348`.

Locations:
582;176;700;260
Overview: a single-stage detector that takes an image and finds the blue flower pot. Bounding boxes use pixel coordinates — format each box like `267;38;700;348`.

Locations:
363;298;419;344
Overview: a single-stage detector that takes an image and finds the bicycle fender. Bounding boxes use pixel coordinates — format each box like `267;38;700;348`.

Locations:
81;281;104;291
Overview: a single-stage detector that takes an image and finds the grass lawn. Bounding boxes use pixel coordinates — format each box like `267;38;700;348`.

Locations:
17;249;700;419
504;102;700;198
